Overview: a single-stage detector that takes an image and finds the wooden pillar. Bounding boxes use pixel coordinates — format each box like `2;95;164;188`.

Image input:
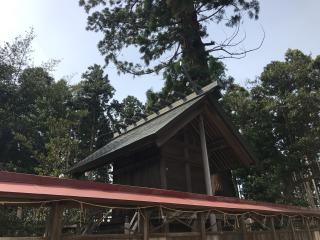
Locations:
124;215;130;234
143;210;150;240
198;213;207;240
138;211;142;234
199;114;217;231
271;217;278;240
45;202;64;240
183;130;192;192
290;218;297;240
199;114;213;196
240;216;248;240
159;156;169;233
306;218;313;240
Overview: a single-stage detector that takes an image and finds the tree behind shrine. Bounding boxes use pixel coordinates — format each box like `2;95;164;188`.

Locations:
222;49;320;206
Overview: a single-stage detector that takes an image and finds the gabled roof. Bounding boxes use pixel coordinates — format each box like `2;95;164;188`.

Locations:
69;83;218;174
68;82;256;174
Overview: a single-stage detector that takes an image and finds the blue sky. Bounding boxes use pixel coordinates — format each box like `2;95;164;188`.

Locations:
1;0;320;102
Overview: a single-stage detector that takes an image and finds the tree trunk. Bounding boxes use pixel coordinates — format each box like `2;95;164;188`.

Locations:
167;1;210;84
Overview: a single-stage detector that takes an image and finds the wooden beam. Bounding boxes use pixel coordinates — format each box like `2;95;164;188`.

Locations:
199;213;206;240
156;107;202;147
165;139;200;153
204;105;254;166
271;217;278;240
143;210;150;240
0;238;45;240
160;151;203;167
184;130;192;192
240;216;248;240
45;203;64;240
199;114;217;231
306;218;313;240
199;114;213;196
290;218;297;240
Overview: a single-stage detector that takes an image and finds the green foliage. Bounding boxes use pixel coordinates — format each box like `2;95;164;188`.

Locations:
222;49;320;206
79;0;259;82
118;95;145;125
73;64;115;156
0;31;35;172
0;34;117;178
71;64;116;182
0;33;126;235
0;206;48;237
0;29;35;82
145;56;233;112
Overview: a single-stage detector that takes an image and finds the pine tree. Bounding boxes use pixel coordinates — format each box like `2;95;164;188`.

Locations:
80;0;260;83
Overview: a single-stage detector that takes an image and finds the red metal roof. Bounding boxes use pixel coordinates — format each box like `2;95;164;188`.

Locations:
0;171;318;216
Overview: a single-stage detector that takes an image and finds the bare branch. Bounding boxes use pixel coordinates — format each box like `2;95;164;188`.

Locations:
160;43;182;66
207;25;265;60
204;41;216;46
198;6;225;22
222;22;241;46
209;24;246;51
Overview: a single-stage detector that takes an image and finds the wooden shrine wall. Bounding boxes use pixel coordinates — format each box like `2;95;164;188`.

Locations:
112;147;161;189
112;121;237;197
161;134;206;194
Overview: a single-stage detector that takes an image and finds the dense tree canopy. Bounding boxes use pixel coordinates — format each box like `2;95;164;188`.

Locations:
0;33;144;178
73;64;115;156
223;49;320;206
118;95;145;125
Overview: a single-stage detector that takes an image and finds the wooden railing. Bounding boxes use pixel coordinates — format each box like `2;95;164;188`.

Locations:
1;203;320;240
1;230;320;240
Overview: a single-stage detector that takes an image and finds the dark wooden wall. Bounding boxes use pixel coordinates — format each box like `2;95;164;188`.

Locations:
113;147;161;188
161;130;206;194
113;122;236;197
159;123;237;196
